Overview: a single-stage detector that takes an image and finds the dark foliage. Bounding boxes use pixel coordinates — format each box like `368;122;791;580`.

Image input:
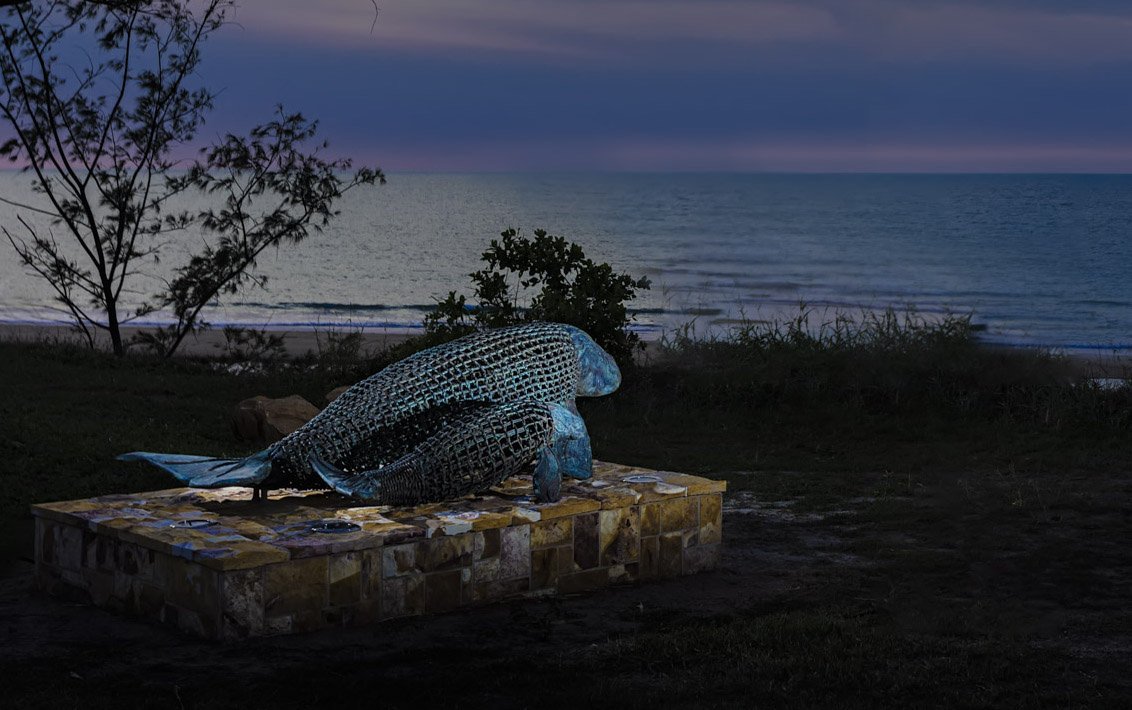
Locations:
424;228;650;366
0;1;382;357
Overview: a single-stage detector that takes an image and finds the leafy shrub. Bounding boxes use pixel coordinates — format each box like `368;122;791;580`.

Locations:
424;228;650;366
218;326;287;363
637;305;1132;431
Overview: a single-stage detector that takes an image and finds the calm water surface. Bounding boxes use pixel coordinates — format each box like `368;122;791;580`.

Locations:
1;173;1130;350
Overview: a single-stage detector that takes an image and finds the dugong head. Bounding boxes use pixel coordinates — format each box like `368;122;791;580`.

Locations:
563;325;621;397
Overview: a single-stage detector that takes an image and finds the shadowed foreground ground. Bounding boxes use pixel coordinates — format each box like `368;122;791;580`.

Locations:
1;340;1130;708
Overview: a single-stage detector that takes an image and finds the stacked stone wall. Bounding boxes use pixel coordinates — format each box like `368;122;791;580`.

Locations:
33;462;725;640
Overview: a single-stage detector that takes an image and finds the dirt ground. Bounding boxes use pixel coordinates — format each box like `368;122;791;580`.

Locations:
3;332;1131;707
0;491;882;708
2;470;1129;709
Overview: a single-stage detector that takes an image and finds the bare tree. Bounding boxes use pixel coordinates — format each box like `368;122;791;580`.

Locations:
0;0;382;356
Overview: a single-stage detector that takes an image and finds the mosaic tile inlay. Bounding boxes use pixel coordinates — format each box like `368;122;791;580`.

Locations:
32;461;725;640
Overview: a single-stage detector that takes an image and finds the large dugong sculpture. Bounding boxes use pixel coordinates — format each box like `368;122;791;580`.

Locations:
119;323;621;503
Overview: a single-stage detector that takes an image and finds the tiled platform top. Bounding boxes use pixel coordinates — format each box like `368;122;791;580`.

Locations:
32;462;725;572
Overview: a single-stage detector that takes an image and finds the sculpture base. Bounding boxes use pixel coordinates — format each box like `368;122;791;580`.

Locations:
31;462;725;640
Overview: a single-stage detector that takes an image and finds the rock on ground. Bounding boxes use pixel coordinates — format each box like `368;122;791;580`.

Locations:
231;394;319;444
324;385;349;404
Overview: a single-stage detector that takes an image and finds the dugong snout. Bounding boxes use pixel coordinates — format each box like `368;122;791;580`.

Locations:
564;325;621;396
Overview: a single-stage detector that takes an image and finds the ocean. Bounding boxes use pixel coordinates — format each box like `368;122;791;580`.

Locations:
2;172;1131;351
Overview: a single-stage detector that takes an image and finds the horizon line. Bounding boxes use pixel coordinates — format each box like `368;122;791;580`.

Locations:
2;167;1132;177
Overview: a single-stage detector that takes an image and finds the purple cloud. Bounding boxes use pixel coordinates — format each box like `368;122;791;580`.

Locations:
231;0;1132;65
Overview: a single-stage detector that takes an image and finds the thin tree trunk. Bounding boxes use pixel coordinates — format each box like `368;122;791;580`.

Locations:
108;315;123;356
103;282;124;356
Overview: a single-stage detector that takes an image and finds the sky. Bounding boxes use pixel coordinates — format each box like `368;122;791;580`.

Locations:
100;1;1132;171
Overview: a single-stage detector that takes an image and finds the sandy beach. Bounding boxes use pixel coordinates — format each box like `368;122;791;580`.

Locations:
0;322;421;359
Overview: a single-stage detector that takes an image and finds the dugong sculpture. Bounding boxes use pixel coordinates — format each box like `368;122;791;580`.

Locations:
119;323;621;503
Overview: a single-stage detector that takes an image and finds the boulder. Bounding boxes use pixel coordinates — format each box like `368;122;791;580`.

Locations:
232;395;320;444
325;385;350;405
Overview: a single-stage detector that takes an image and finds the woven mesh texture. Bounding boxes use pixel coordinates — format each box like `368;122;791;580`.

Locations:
267;323;579;488
333;400;492;473
342;400;555;505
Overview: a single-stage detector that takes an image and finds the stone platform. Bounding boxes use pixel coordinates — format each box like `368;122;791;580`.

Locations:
32;462;725;640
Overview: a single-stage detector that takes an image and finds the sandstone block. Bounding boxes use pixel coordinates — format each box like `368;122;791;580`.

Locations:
231;394;320;444
658;533;683;578
498;525;531;580
659;496;698;533
328;551;363;606
531;517;573;548
572;512;599;570
599;506;640;566
264;557;327;616
381;574;425;618
221;568;265;639
699;493;723;544
425;570;463;612
33;462;726;639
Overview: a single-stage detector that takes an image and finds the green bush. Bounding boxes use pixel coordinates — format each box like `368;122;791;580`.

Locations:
635;305;1132;431
216;326;288;364
424;228;650;366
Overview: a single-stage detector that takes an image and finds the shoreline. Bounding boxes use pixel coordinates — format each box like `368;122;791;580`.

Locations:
0;322;421;359
2;321;1130;377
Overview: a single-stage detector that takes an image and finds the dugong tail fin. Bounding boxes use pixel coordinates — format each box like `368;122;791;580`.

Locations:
117;449;273;488
308;451;384;501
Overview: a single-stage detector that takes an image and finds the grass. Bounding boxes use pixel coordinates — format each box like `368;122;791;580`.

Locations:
583;309;1132;480
1;313;1130;707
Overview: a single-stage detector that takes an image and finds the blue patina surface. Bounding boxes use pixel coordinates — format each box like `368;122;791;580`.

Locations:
120;323;620;503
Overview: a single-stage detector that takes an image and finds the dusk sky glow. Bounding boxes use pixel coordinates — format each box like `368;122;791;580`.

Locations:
190;1;1132;171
